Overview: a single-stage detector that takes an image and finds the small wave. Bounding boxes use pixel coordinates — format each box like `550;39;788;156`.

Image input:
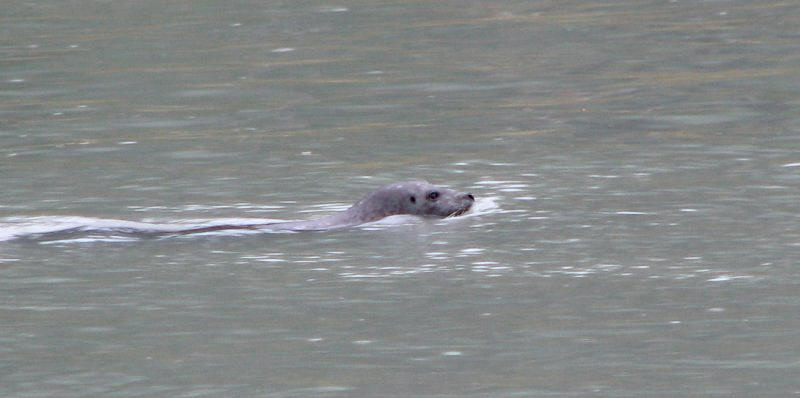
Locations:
466;196;500;216
0;216;283;242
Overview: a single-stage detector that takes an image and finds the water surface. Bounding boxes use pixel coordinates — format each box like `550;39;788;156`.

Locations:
2;0;800;397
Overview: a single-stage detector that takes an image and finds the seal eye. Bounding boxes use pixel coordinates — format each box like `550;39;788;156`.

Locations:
409;195;416;203
426;191;439;201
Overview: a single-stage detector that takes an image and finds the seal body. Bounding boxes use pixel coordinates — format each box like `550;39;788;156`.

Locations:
178;181;474;234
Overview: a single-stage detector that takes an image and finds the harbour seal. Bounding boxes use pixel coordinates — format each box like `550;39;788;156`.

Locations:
174;180;474;235
1;181;474;241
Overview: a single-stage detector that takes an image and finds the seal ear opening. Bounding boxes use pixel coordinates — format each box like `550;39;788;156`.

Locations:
409;195;416;203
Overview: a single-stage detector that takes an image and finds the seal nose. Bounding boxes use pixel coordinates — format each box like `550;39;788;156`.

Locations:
460;193;475;202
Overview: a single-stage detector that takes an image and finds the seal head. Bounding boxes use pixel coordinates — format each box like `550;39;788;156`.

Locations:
348;180;474;222
273;180;475;231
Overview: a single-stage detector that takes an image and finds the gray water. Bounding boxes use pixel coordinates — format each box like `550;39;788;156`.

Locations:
2;0;800;396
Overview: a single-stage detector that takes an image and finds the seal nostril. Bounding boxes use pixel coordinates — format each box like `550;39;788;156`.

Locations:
466;193;475;201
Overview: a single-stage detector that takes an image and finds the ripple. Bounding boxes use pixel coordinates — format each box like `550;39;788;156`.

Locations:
319;6;349;12
707;275;756;282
